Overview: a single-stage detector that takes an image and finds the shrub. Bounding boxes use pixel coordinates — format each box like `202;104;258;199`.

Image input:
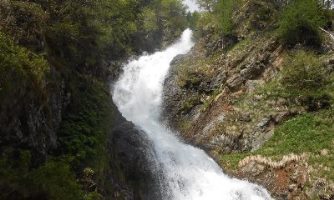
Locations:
0;150;83;200
0;32;48;102
281;51;327;94
194;0;239;37
0;1;48;51
186;11;200;30
57;75;112;168
215;0;240;35
278;0;326;47
281;51;331;110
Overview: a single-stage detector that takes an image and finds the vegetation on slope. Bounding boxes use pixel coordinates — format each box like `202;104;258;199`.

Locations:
163;0;334;198
0;0;188;199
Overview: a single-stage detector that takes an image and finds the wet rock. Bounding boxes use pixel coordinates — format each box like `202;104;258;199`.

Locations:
110;120;164;200
0;74;66;163
257;117;272;129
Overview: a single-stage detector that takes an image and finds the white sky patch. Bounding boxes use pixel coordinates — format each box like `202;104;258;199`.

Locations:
183;0;200;12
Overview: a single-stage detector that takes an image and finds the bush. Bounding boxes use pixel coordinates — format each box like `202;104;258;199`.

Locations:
282;52;326;92
0;150;83;200
215;0;240;35
281;51;331;110
278;0;326;47
186;11;200;30
57;75;112;168
0;32;48;102
0;1;48;51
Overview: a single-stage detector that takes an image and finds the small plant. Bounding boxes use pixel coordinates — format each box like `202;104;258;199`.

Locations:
181;96;201;114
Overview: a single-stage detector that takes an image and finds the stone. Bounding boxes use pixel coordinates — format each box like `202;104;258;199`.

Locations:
288;184;298;192
274;112;292;124
240;63;264;80
257;117;272;129
329;59;334;65
226;74;244;90
245;80;264;92
239;112;251;122
320;149;329;156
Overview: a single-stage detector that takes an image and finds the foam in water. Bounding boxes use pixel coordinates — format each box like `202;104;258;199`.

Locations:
113;29;272;200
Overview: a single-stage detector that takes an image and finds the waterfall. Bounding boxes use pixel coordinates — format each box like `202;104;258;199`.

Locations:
112;29;272;200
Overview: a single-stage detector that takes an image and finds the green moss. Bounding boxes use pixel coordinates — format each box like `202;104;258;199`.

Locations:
180;96;201;113
228;38;252;55
257;111;333;155
221;109;334;181
201;89;222;111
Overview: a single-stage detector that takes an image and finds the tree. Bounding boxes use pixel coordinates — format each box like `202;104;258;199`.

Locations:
278;0;326;47
198;0;218;12
215;0;240;35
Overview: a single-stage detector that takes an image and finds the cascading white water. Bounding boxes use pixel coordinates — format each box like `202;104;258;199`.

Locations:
113;29;272;200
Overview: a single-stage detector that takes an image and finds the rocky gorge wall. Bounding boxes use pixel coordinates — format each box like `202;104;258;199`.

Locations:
0;0;185;199
162;0;334;199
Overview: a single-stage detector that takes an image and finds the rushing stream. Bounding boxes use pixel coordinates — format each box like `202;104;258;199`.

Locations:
112;29;272;200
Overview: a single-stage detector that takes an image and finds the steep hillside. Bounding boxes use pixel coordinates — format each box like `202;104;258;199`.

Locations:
163;0;334;199
0;0;188;199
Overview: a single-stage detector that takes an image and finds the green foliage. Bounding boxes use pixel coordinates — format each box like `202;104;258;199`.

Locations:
221;109;334;181
197;0;217;11
30;160;84;200
0;150;83;200
194;0;240;38
142;8;159;32
43;0;187;72
258;111;334;155
278;0;326;47
281;51;328;95
0;1;48;51
215;0;239;35
186;11;200;30
158;0;187;42
0;0;187;199
84;191;103;200
181;96;201;113
195;12;220;33
58;75;113;168
280;51;331;110
0;32;48;99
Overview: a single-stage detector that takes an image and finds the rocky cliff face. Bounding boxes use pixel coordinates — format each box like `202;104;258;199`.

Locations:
162;0;334;199
102;102;164;200
163;35;286;152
